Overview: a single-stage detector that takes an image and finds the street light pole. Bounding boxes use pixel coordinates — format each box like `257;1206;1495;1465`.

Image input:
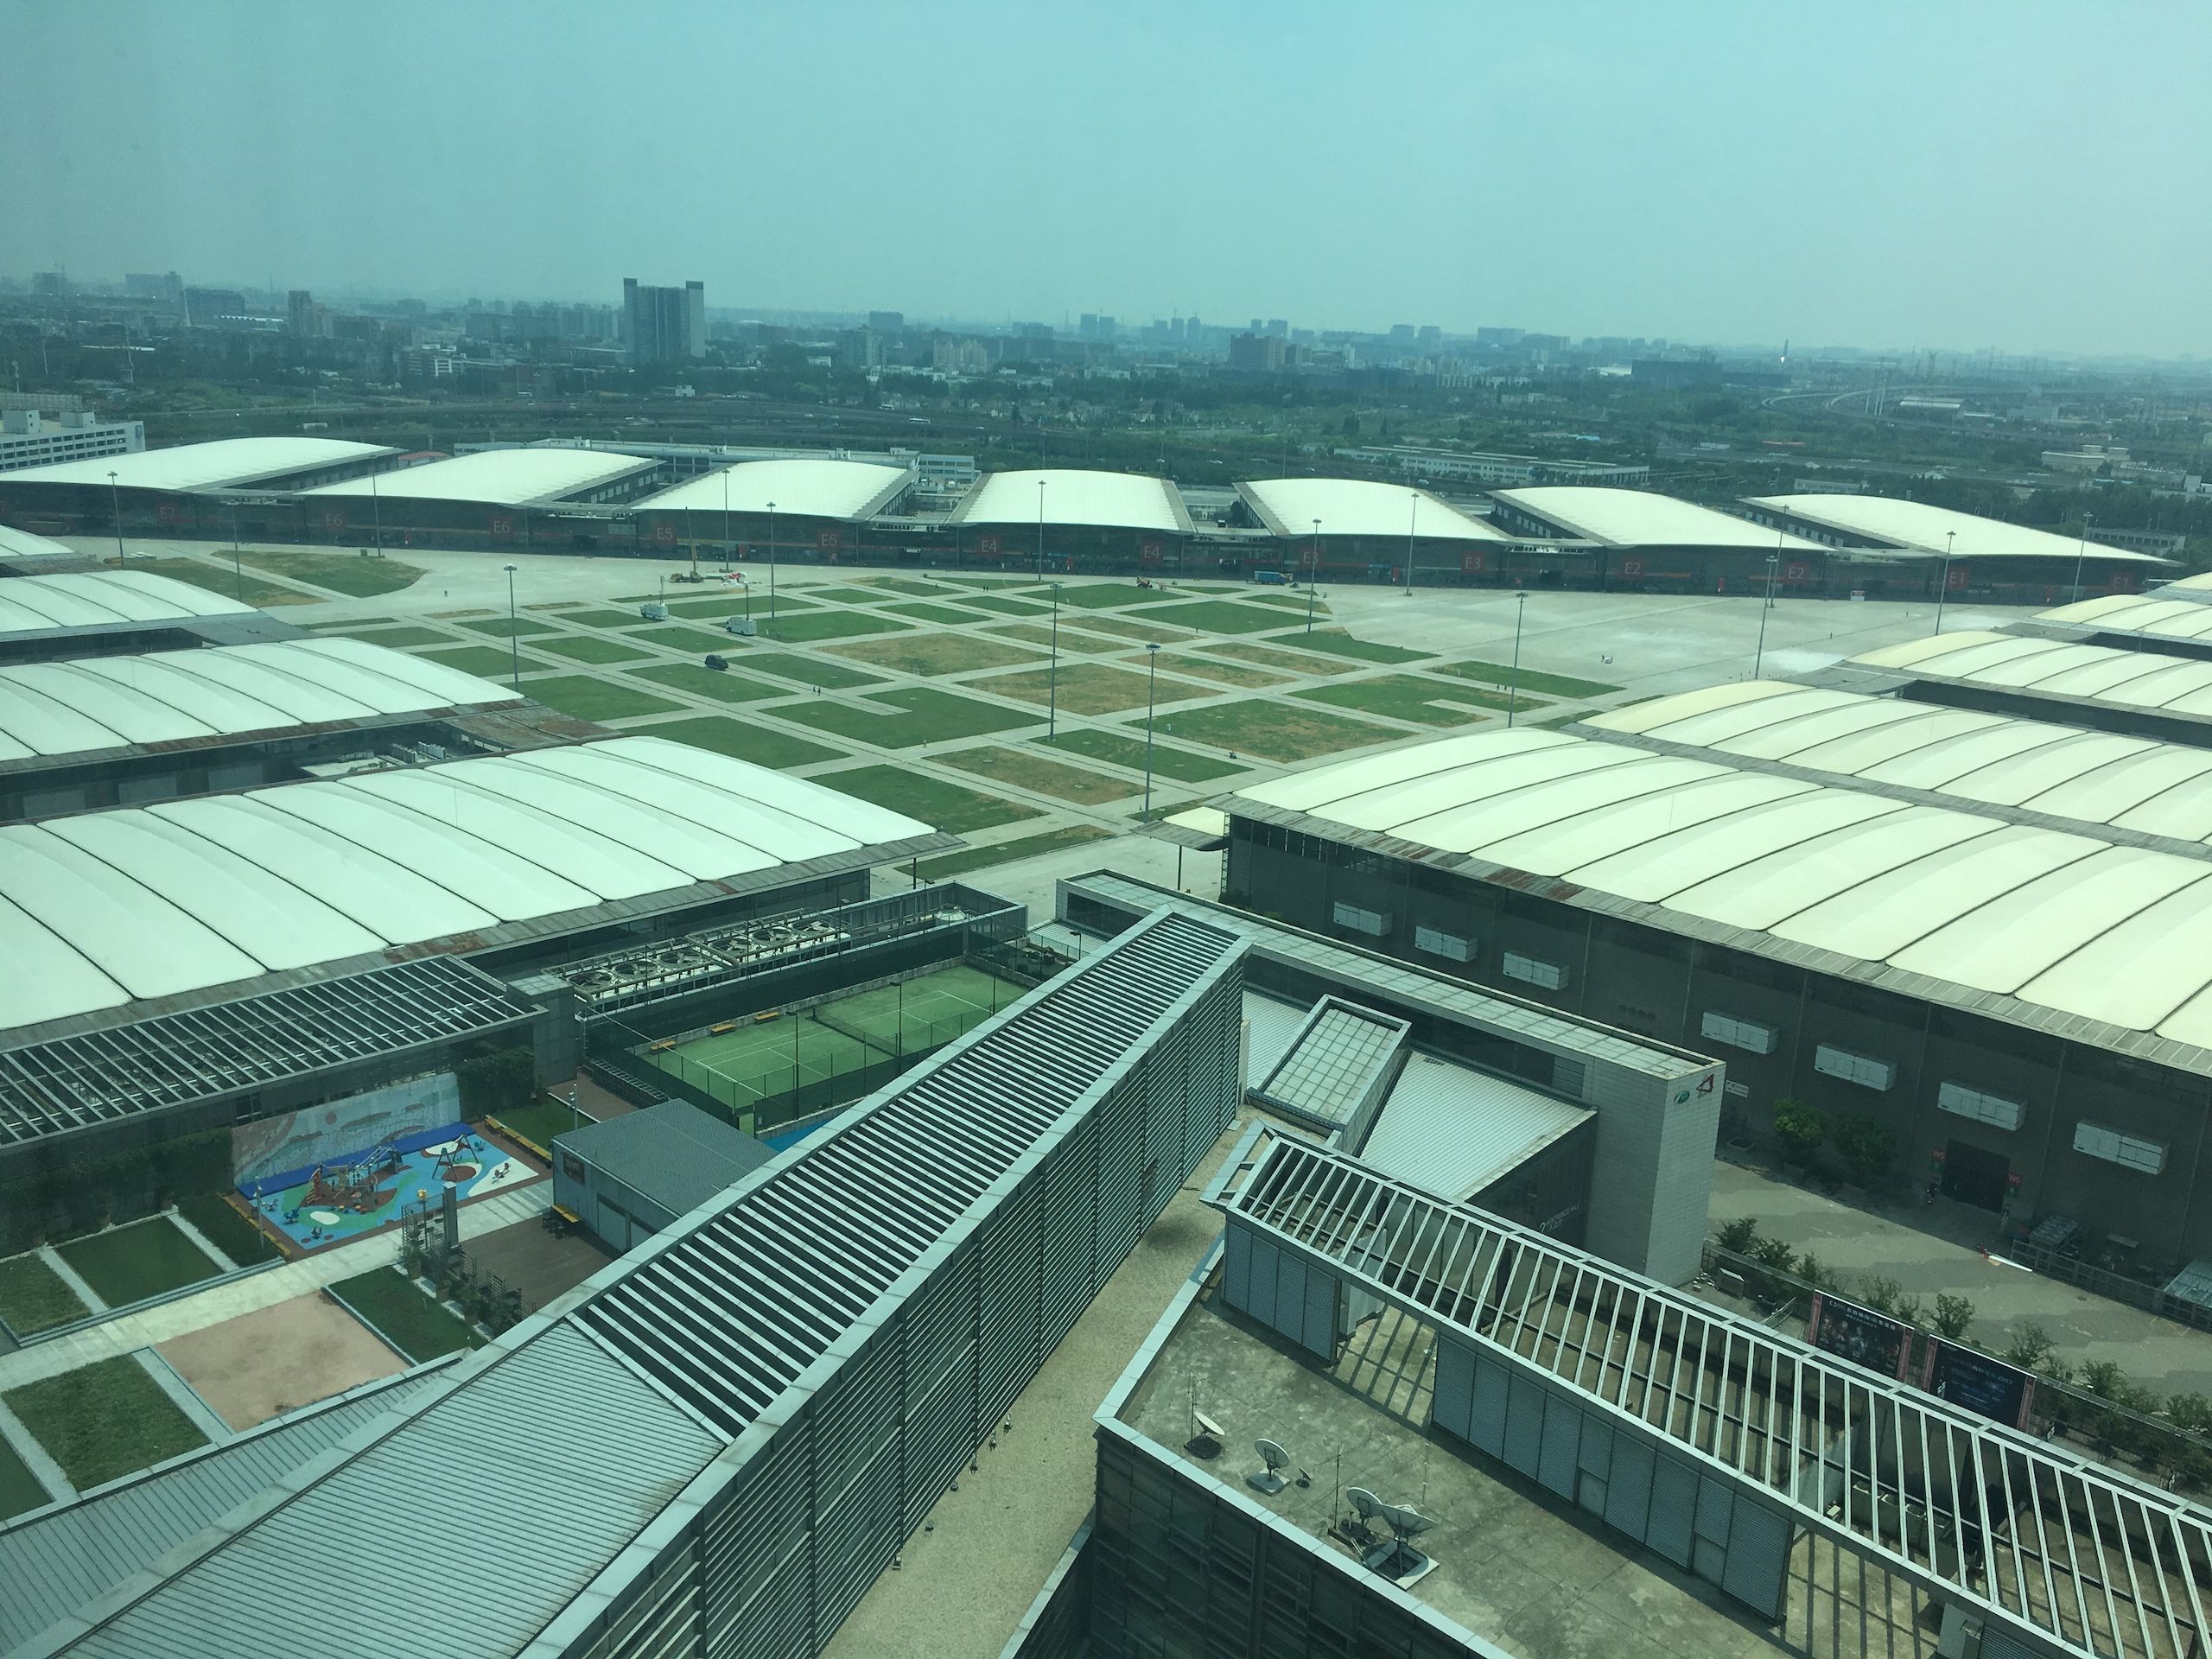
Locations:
1507;594;1528;728
717;466;728;576
1036;478;1047;578
1754;553;1777;677
370;467;382;558
1141;642;1161;821
2070;513;2094;604
1933;530;1955;636
1404;492;1418;595
1307;518;1322;635
503;563;520;690
108;470;124;563
766;501;778;619
229;499;245;602
1047;581;1063;738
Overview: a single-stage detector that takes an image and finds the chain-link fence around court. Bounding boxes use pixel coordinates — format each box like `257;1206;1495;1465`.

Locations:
635;964;1022;1132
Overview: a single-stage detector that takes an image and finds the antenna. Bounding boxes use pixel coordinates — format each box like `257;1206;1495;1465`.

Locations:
1344;1485;1384;1548
1249;1438;1291;1496
1362;1499;1439;1585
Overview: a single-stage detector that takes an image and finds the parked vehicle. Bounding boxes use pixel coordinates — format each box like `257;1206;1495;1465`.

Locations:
639;602;668;620
703;653;729;671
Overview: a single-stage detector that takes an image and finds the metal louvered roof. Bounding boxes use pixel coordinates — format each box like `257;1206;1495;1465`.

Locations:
0;1366;452;1654
0;956;540;1147
578;907;1245;1436
1231;728;2212;1058
1217;1135;2212;1659
39;1321;723;1659
1585;680;2212;849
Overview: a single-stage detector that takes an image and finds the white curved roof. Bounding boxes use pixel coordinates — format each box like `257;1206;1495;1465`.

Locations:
1;438;393;492
1237;478;1504;541
1588;680;2212;844
955;468;1187;533
1748;494;2167;563
303;448;655;506
1496;486;1826;550
0;570;255;635
0;524;76;560
2035;592;2212;643
0;637;516;766
1852;629;2212;715
2160;569;2212;597
0;734;937;1031
1236;727;2212;1047
634;458;912;519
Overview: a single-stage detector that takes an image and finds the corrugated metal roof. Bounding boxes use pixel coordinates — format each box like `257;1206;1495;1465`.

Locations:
556;1099;772;1219
632;457;912;520
1849;629;2212;715
1356;1053;1592;1201
952;468;1189;534
1235;727;2212;1047
0;572;254;636
1236;478;1505;542
302;449;654;507
578;909;1245;1436
0;1367;449;1654
0;638;514;766
1747;494;2167;563
1242;991;1308;1082
1071;870;1706;1080
1586;680;2212;846
0;525;76;561
2037;592;2212;643
45;1322;721;1659
1;439;394;493
0;735;938;1033
1494;486;1825;550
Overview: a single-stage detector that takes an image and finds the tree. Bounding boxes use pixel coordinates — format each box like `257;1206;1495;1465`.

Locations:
1933;1294;1976;1341
1771;1098;1828;1166
2003;1321;2059;1373
1857;1275;1904;1317
1716;1217;1759;1255
1833;1112;1895;1188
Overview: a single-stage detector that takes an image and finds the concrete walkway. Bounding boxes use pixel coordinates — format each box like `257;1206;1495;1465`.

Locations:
0;1185;546;1397
1707;1161;2212;1397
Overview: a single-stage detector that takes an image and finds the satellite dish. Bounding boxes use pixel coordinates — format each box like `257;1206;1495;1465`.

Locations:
1363;1498;1439;1582
1249;1438;1291;1496
1346;1487;1383;1522
1192;1408;1224;1440
1184;1403;1224;1460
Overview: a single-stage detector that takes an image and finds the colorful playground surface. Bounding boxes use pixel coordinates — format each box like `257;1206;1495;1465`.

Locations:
240;1125;537;1249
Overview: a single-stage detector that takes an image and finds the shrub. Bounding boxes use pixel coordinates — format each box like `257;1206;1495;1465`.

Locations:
1716;1217;1760;1255
1750;1236;1797;1274
1932;1294;1976;1341
2168;1392;2212;1437
1771;1098;1828;1166
1833;1112;1896;1188
457;1046;537;1121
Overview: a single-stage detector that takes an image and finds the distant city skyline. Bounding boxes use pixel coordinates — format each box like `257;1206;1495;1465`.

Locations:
3;0;2206;359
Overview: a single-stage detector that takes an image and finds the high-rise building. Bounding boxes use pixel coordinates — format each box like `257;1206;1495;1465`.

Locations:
124;271;183;306
286;289;330;340
866;309;904;332
1265;317;1289;338
184;287;248;327
622;277;706;365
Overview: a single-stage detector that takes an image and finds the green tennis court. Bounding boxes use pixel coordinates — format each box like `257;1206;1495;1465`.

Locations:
643;963;1025;1126
810;963;1020;1055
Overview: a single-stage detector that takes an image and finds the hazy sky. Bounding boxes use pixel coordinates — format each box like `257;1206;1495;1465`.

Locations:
4;0;2207;357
